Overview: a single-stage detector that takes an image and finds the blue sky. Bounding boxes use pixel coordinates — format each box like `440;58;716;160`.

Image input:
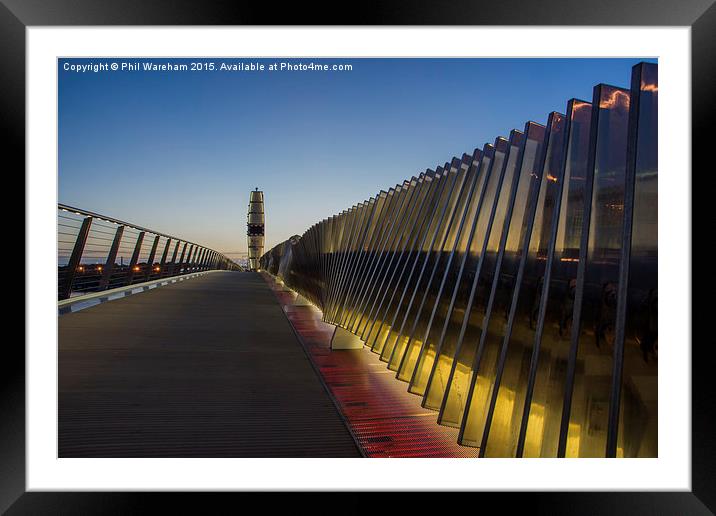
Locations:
58;57;654;257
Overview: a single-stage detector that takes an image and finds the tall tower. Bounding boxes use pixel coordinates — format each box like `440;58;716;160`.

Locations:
247;188;265;271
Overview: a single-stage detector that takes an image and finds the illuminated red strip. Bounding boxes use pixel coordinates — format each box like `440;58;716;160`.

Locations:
262;273;478;458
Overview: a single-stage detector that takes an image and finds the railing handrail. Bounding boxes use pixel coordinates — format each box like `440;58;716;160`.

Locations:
58;203;215;254
57;202;242;300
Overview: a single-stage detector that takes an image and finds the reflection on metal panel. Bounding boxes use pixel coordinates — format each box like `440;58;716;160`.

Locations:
259;63;658;457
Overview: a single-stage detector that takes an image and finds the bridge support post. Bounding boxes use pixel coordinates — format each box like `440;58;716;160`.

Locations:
124;231;145;286
174;242;188;276
98;224;124;291
195;247;201;270
143;235;160;282
200;248;210;270
330;326;364;350
165;241;180;277
181;244;194;274
157;238;171;278
59;216;93;300
187;245;197;272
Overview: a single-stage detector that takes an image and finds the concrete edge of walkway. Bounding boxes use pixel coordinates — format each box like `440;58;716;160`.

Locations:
58;270;233;316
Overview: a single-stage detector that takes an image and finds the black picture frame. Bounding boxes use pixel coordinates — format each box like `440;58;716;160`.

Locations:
5;1;711;513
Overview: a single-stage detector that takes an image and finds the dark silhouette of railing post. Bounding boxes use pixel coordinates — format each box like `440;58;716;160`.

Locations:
195;247;203;271
158;238;171;278
98;225;125;291
125;231;145;285
174;242;188;276
167;241;181;276
164;240;179;277
143;235;160;281
202;249;211;270
182;245;192;273
183;244;195;274
59;216;93;300
190;245;199;272
206;251;213;270
196;248;206;271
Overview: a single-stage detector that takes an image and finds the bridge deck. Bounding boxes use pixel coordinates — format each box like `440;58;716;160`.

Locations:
58;271;361;457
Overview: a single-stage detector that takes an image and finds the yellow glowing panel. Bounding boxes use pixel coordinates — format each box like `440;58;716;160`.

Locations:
565;423;581;458
490;388;515;438
441;363;472;426
388;335;410;370
424;355;454;409
434;355;454;391
461;375;491;446
365;319;382;344
410;348;436;394
483;387;519;457
397;339;422;381
522;403;545;457
373;326;391;354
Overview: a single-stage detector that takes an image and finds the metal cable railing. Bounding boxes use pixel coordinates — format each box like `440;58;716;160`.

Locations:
57;203;241;300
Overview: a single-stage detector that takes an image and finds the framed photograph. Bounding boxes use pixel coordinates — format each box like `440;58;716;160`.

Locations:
7;0;711;512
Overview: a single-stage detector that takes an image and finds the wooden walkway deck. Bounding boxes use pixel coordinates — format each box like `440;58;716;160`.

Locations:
58;271;361;457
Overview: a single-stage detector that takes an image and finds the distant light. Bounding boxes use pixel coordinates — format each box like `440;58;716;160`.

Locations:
77;266;84;272
133;266;140;271
97;266;103;271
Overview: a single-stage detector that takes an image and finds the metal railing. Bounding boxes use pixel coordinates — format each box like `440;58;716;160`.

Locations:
57;203;241;300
